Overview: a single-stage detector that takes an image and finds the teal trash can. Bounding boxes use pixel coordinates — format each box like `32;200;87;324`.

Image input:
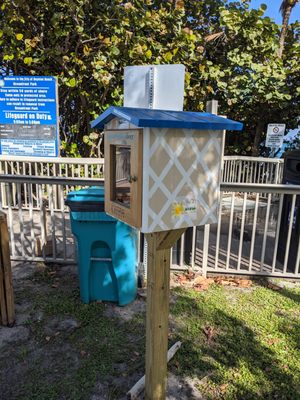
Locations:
66;186;137;306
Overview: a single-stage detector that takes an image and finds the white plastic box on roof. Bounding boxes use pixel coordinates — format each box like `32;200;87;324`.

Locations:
123;64;185;111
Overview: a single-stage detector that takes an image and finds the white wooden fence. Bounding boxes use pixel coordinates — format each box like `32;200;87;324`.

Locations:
1;155;299;278
222;156;284;184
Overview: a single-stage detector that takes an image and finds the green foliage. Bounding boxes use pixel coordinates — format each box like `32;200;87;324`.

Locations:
60;141;81;158
0;0;299;156
284;129;300;151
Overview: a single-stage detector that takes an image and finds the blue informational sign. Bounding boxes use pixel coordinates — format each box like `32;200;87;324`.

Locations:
0;76;59;157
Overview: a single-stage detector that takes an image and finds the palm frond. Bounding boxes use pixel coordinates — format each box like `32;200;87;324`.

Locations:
279;0;299;17
204;32;224;42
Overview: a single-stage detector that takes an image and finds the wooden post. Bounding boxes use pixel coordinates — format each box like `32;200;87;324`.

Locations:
0;212;15;326
145;228;186;400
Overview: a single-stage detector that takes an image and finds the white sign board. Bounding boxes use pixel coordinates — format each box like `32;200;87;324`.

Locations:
266;124;285;148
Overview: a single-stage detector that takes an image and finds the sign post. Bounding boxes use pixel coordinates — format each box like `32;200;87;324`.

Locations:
145;228;186;399
0;76;59;157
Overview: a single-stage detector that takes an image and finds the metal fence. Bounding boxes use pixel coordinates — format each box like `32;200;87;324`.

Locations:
196;183;300;278
0;175;104;263
1;156;298;279
0;156;104;210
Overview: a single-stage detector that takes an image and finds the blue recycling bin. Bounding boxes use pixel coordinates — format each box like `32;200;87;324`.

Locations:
66;186;137;306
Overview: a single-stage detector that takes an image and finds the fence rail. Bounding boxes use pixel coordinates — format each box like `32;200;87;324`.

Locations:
0;155;282;184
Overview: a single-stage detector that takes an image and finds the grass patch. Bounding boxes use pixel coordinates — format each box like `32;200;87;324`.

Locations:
171;283;300;400
1;265;145;400
3;264;300;400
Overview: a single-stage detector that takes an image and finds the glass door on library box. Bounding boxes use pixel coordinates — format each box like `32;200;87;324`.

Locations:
104;129;142;228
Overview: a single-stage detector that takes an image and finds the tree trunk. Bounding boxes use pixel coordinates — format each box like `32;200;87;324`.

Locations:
252;120;265;156
278;5;292;58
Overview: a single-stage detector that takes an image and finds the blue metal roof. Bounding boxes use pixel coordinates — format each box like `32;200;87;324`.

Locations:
91;106;243;131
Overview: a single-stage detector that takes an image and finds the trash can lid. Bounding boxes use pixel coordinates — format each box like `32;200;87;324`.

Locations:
66;185;106;212
66;185;105;203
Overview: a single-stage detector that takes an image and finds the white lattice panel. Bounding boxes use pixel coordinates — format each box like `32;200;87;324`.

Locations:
141;128;222;233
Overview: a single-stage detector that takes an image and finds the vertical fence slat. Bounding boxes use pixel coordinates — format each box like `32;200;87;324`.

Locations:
48;185;56;261
262;162;266;184
249;161;252;182
237;161;242;183
295;233;300;275
191;226;196;270
260;193;272;271
22;162;28;208
231;160;235;182
283;194;296;274
246;161;250;183
223;160;227;182
202;224;210;277
226;192;235;270
59;185;67;261
53;165;58;210
214;191;223;269
17;183;25;258
33;163;38;209
279;163;284;183
6;184;15;258
179;232;185;267
12;163;17;207
237;192;247;271
249;192;259;271
39;184;46;259
271;194;284;273
266;162;270;184
234;161;238;183
253;162;258;185
28;182;35;259
258;163;262;183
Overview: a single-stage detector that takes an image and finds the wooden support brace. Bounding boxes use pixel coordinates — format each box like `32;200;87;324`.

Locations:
0;212;15;326
145;228;186;400
127;341;182;400
0;258;8;326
